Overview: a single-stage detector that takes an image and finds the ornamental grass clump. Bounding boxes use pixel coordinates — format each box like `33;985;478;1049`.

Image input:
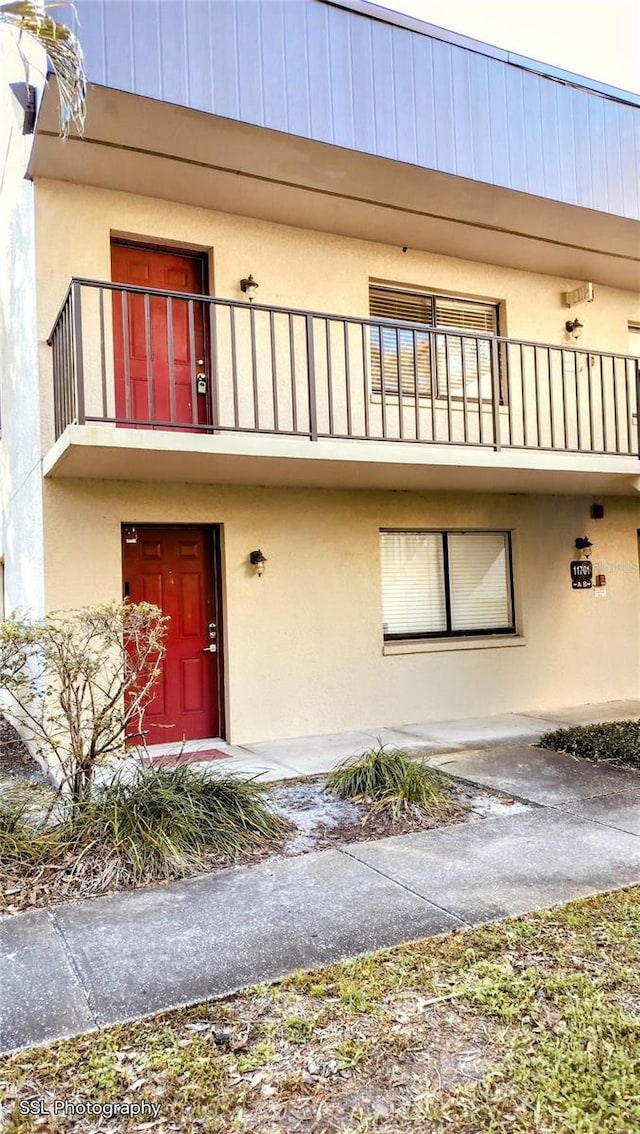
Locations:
0;766;290;906
326;743;458;821
74;764;289;884
538;720;640;769
0;802;64;868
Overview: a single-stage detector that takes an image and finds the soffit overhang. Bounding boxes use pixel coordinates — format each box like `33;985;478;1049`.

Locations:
29;84;640;292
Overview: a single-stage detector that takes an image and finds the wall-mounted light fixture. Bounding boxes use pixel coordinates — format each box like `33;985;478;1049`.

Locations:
575;536;593;558
240;274;259;301
565;318;583;341
249;549;267;577
10;83;37;135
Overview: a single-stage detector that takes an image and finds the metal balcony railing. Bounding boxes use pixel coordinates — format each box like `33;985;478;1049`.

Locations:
48;280;640;458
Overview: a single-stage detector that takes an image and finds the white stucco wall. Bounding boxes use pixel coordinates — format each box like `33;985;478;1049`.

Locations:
0;32;47;615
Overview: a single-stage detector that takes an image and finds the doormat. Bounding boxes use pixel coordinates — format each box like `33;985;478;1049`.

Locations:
142;748;231;769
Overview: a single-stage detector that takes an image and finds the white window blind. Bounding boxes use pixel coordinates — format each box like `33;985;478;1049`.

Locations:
380;530;514;639
447;533;512;631
370;287;432;396
435;297;496;401
434;298;496;333
369;286;498;400
371;288;434;325
380;531;446;635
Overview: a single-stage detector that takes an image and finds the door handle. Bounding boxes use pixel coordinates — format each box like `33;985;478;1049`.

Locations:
203;645;217;654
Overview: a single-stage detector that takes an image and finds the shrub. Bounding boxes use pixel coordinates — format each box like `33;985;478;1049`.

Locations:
326;743;458;821
73;765;289;884
0;766;290;901
538;720;640;768
0;602;168;805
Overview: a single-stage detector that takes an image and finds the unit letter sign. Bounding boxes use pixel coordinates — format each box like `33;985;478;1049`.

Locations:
570;560;593;589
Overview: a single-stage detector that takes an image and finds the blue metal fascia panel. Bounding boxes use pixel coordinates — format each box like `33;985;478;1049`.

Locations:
71;0;640;220
282;1;310;138
467;53;494;187
328;0;640;108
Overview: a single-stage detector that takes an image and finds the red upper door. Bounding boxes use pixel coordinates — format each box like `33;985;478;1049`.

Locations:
123;526;222;745
111;243;209;428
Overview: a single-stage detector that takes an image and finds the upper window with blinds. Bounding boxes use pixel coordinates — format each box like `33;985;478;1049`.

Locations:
369;285;499;401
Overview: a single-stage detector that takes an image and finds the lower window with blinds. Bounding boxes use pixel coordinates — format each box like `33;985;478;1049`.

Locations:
380;529;515;640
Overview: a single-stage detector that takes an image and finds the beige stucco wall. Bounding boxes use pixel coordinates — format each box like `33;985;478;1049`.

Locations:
34;179;640;453
29;180;640;743
42;479;640;743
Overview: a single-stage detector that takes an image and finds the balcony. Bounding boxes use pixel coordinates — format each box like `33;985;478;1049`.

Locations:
45;280;640;495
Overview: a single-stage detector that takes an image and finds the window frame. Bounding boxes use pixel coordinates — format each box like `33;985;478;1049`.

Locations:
380;528;516;641
369;284;502;405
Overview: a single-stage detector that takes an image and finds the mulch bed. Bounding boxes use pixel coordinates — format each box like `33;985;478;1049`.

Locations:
0;776;500;917
0;718;516;917
270;777;471;853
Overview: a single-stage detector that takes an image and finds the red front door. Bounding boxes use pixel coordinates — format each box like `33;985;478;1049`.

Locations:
111;243;209;428
122;526;223;745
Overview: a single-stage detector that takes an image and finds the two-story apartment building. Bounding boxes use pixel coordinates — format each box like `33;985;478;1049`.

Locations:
1;0;639;748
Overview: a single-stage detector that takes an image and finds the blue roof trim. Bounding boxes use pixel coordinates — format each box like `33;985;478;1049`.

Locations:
70;0;640;221
329;0;640;107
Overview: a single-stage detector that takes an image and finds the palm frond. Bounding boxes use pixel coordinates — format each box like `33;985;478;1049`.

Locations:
0;1;86;137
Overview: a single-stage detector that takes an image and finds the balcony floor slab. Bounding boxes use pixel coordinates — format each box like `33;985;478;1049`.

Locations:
43;425;640;495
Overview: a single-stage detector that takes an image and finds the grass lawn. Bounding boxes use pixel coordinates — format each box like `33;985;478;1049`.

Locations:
2;887;639;1132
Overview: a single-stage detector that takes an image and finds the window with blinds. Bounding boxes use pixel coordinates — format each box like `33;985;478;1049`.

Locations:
380;530;514;639
370;287;433;397
370;285;498;401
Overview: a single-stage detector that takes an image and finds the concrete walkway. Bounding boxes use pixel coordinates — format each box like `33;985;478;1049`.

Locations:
138;699;640;781
3;734;640;1054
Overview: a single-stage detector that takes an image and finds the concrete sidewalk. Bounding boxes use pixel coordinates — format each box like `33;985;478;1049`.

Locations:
3;741;640;1054
138;699;640;781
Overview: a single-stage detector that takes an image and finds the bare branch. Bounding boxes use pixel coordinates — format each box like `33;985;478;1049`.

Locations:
0;602;168;802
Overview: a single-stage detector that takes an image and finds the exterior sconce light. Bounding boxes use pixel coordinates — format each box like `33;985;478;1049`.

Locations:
240;274;259;301
575;536;593;558
565;318;583;340
249;549;267;577
11;82;37;135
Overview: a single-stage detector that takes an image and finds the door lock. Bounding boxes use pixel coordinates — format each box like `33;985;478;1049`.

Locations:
196;373;208;395
208;622;217;639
